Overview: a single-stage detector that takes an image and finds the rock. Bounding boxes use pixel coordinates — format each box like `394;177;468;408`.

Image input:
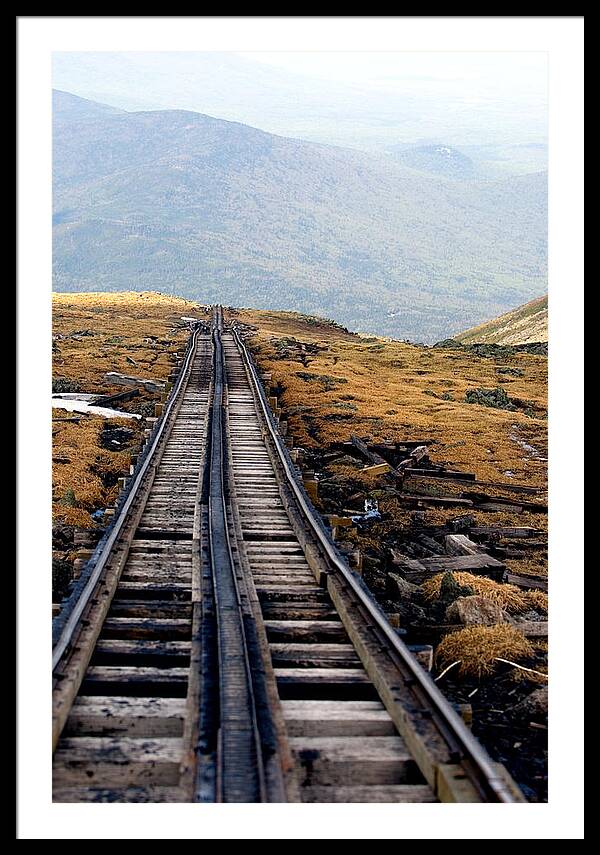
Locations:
388;572;420;599
52;523;75;550
445;595;506;626
509;687;548;720
336;540;355;553
52;557;73;601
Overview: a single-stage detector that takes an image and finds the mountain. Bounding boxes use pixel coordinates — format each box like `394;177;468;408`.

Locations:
52;52;548;161
387;144;475;180
52;90;547;343
52;88;124;124
454;295;548;345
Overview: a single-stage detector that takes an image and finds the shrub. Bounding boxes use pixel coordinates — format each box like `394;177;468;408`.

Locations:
436;624;534;678
464;387;517;410
422;571;528;612
52;377;81;394
62;487;77;507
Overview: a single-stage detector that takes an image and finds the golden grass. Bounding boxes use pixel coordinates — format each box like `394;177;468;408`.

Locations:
53;409;137;528
230;308;547;488
436;624;534;678
53;291;204;392
421;572;529;613
52;292;203;527
228;307;547;582
524;590;548;613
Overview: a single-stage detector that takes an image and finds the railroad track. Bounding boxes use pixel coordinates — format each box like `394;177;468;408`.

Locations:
52;307;524;803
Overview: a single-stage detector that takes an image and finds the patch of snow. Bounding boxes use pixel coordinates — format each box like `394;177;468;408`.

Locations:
510;428;547;462
52;397;141;420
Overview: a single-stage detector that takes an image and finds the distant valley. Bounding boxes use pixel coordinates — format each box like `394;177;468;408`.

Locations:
53;90;547;343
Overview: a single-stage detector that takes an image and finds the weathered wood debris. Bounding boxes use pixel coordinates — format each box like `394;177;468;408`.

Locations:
104;372;166;393
91;388;140;407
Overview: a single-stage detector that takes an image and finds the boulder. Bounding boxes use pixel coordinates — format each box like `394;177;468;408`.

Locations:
509;687;548;720
388;572;420;599
445;595;506;626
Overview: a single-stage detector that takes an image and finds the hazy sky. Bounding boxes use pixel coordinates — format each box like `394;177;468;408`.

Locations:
239;51;547;100
52;50;548;156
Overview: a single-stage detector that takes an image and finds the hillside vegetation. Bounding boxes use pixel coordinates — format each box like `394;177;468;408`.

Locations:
52;292;202;527
229;306;547;580
53;90;547;344
455;295;548;345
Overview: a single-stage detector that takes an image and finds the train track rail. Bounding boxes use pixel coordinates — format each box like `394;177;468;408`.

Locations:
51;307;524;803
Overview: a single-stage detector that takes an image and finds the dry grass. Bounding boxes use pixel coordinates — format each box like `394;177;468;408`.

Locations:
228;307;547;581
52;292;203;527
52;409;137;528
53;291;204;393
231;308;547;490
436;624;535;679
421;572;529;613
524;590;548;613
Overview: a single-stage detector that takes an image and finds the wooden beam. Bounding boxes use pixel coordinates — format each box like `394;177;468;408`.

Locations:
406;469;476;481
392;553;506;583
351;435;393;470
91;388;140;407
463;492;547;513
361;462;391;476
470;526;541;539
444;534;485;556
506;573;548;591
394;494;474;509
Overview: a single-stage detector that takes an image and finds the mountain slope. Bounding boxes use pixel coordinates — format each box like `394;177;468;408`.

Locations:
52;90;547;342
52;88;124;124
387;144;476;179
454;295;548;345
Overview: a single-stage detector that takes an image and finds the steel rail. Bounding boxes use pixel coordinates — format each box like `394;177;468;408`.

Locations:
231;322;517;804
204;319;267;802
52;324;202;672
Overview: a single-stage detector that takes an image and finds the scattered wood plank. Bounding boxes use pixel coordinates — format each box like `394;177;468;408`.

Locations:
351;435;394;470
475;502;524;514
406;473;544;494
362;462;391;476
91;388;140;407
407;469;476;481
413;534;446;556
444;534;485;556
506;573;548;591
500;539;547;551
104;372;165;393
392;553;506;583
350;436;428;478
511;621;548;638
462;492;547;513
405;620;546;641
324;515;354;528
470;526;540;539
394;494;474;509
